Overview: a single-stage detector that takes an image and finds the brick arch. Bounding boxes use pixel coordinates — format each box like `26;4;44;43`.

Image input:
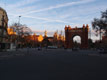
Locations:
65;24;89;49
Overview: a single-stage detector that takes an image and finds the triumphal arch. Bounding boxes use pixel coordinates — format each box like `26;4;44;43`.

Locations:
65;24;89;49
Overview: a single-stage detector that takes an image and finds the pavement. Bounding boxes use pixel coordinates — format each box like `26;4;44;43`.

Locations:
0;48;107;80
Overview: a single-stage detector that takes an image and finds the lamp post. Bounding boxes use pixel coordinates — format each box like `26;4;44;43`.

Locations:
18;16;21;25
16;16;21;50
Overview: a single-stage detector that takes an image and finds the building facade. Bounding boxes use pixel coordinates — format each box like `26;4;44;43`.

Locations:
0;7;9;50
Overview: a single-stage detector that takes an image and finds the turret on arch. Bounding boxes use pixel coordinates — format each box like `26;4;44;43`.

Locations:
65;24;89;49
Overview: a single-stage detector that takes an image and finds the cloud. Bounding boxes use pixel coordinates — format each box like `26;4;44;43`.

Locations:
6;0;97;26
0;0;39;16
18;15;74;24
8;12;83;29
24;0;95;15
7;0;38;9
33;30;55;36
33;30;65;36
8;13;73;25
12;5;37;14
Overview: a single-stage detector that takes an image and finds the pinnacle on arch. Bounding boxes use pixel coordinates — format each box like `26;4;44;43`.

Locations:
83;24;85;28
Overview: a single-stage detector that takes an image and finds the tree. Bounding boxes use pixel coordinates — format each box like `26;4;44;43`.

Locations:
92;9;107;40
10;23;32;36
9;23;32;48
88;39;94;48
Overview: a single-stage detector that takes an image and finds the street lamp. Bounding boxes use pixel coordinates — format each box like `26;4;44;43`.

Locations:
18;16;21;25
16;16;21;50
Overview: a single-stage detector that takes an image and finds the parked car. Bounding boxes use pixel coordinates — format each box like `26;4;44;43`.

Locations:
38;47;42;51
99;49;107;54
47;46;58;49
72;48;79;51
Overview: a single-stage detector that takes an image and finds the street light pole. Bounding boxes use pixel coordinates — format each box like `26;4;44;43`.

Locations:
18;16;21;25
16;16;21;50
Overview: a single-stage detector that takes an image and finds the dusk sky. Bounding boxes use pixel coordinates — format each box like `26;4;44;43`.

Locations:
0;0;107;38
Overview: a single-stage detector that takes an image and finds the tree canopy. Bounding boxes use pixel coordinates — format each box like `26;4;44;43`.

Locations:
92;9;107;36
10;23;32;36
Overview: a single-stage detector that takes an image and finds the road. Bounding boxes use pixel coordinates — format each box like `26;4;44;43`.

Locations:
0;49;107;80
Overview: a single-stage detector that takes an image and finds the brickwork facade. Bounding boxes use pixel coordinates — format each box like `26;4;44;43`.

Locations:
65;24;89;49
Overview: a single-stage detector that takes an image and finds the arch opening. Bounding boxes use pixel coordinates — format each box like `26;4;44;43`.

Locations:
73;36;81;48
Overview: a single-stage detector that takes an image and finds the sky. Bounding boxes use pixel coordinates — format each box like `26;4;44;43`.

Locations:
0;0;107;41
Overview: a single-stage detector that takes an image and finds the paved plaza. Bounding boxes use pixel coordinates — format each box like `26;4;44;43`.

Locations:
0;49;107;80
